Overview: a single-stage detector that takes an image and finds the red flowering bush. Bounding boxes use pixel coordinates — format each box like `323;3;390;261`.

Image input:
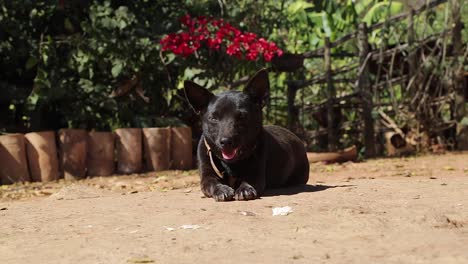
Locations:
160;14;283;62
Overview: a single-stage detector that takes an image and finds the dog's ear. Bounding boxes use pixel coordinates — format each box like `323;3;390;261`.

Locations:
184;81;214;114
244;69;269;105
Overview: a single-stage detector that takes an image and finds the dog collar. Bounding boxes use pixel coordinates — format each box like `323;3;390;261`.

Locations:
203;137;224;179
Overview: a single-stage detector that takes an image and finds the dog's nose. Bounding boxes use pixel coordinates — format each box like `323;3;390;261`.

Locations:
220;137;233;147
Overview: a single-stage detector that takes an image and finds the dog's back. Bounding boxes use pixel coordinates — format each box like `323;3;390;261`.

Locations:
262;125;309;188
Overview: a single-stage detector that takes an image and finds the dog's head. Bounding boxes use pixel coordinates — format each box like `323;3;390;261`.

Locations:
184;69;269;163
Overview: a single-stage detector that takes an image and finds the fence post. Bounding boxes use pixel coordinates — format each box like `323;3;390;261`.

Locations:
287;82;300;134
324;37;338;151
407;9;416;83
357;23;376;157
450;0;468;150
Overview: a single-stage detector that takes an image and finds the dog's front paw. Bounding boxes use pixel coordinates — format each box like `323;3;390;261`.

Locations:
212;184;235;202
234;182;258;201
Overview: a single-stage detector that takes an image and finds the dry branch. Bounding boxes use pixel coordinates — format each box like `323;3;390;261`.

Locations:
378;110;405;137
307;145;357;163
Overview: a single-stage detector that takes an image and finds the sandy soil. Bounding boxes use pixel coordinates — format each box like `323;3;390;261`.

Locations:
1;152;468;264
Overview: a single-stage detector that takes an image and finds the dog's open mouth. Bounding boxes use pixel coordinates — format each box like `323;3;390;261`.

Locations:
221;148;238;160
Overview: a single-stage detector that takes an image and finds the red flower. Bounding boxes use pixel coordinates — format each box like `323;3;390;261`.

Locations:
161;14;283;62
263;51;274;62
246;50;259;61
179;14;194;30
197;16;208;27
226;42;241;57
207;37;222;49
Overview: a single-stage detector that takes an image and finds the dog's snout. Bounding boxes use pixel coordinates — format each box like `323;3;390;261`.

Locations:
220;137;233;148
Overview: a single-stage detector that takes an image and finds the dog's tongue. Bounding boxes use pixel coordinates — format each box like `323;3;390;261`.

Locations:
221;148;238;160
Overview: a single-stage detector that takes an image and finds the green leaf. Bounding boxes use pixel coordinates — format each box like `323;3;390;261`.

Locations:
101;17;117;29
322;12;332;37
26;92;39;108
34;68;51;88
460;117;468;126
42;53;49;65
183;67;203;80
355;0;374;15
288;1;314;14
111;61;123;77
25;57;38;70
119;20;127;29
162;53;175;65
363;2;403;25
79;78;94;93
64;18;74;32
308;34;319;47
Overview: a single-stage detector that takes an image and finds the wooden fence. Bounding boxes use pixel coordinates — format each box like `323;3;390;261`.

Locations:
279;0;466;157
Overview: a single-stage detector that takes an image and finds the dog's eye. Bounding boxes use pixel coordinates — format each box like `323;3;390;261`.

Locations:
237;112;247;120
208;116;219;122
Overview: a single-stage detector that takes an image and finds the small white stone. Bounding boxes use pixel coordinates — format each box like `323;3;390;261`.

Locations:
179;224;200;230
272;206;293;216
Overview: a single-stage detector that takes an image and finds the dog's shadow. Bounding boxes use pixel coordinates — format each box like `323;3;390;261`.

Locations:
262;184;352;197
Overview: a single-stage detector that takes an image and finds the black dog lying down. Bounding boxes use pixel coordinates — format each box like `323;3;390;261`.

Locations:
184;69;309;201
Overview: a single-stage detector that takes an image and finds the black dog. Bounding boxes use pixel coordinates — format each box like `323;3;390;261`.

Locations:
184;69;309;201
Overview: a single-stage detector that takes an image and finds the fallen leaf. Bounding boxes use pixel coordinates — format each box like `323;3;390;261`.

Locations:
127;257;154;263
292;254;304;260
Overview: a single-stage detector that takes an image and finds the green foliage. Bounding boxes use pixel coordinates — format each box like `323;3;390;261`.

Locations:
362;1;403;25
1;1;188;130
1;0;465;136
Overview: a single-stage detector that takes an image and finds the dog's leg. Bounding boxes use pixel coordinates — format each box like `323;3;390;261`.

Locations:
234;181;258;201
234;151;267;201
234;173;265;201
198;140;234;202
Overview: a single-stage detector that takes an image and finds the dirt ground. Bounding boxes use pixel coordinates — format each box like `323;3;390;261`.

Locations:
1;152;468;264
